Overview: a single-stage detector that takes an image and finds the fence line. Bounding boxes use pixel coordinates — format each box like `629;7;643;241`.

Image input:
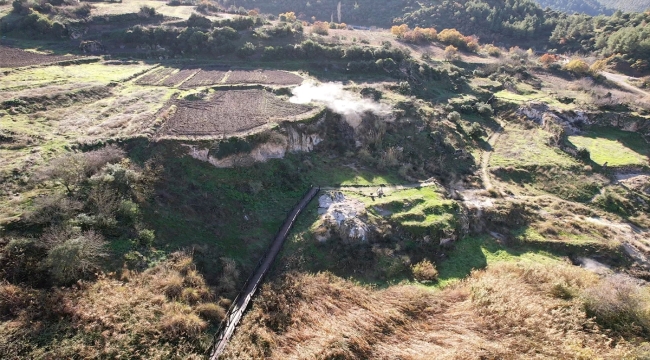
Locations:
209;186;320;359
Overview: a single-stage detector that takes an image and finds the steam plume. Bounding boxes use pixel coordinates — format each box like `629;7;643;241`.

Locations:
290;82;391;128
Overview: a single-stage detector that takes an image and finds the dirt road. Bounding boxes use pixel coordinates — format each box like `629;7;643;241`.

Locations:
601;71;650;98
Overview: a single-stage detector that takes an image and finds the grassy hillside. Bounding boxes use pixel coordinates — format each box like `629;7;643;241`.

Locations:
1;0;650;358
219;0;423;27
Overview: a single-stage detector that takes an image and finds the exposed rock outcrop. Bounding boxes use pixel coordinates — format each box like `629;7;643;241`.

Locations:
317;192;369;243
184;124;323;168
516;102;590;134
517;101;650;138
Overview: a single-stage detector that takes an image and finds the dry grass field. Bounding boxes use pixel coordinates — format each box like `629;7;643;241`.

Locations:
0;253;225;359
225;261;647;359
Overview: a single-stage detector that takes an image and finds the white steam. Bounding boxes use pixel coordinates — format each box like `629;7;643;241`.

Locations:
290;82;391;128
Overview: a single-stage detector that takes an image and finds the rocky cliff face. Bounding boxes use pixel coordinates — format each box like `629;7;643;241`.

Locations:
184;121;324;168
517;102;650;138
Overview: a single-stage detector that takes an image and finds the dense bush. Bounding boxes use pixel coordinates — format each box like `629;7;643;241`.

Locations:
565;59;591;75
311;20;329;35
583;275;650;336
236;41;256;58
411;259;438;283
45;228;107;285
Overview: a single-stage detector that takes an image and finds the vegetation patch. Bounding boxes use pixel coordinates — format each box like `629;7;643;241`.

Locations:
362;187;459;237
568;127;649;167
490;126;580;169
0;62;155;91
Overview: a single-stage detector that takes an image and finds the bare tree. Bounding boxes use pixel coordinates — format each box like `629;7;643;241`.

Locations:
41;152;87;194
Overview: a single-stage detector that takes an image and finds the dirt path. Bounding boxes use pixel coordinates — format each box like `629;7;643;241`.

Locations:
480;120;505;191
601;71;650;98
320;180;439;194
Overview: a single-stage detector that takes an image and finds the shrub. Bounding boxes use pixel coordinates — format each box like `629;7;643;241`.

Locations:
539;53;559;66
187;13;212;28
40;152;86;194
468;123;484;140
160;273;184;299
576;147;591;162
196;303;226;323
582;275;650;336
444;45;460;61
438;28;466;48
401;26;437;43
236;42;256;58
447;111;461;122
136;229;155;247
476;103;493;117
565;59;591;76
84;145;125;175
311;21;329;35
279;11;296;22
411;259;438;283
0;238;48;285
484;44;501;57
182;287;202;304
391;24;408;38
159;303;207;339
138;5;156;18
46;230;108;284
217;257;239;296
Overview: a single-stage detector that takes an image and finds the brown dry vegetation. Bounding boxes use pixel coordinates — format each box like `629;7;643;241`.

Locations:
158;89;315;137
0;253;225;359
225;263;650;359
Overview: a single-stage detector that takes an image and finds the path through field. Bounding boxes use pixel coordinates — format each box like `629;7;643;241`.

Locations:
602;71;650;98
480;119;505;191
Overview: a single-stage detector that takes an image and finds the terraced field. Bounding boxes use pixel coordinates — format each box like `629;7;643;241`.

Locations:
135;67;303;88
0;45;78;68
181;68;230;88
158;89;315;137
224;70;304;85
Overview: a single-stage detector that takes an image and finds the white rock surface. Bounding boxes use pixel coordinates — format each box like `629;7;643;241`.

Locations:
317;192;369;243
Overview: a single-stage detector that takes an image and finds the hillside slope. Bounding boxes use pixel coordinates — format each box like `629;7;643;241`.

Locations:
534;0;615;15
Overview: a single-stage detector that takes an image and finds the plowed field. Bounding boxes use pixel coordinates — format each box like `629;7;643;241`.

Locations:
181;68;229;88
132;67;303;88
135;67;176;85
160;69;200;87
224;70;303;85
159;89;314;136
0;46;77;68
